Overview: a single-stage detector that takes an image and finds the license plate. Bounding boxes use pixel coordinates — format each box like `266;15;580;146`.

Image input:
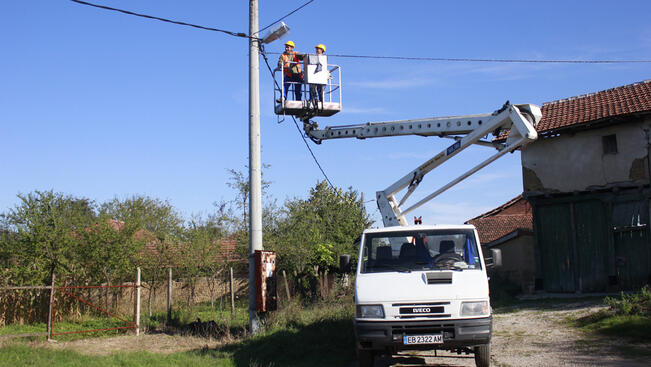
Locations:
403;334;443;345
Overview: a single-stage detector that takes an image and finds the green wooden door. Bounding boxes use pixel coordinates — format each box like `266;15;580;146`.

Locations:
574;201;609;292
536;204;575;292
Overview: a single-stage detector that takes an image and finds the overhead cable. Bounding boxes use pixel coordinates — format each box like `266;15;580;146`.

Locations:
257;0;315;35
265;52;651;64
70;1;649;65
70;0;253;39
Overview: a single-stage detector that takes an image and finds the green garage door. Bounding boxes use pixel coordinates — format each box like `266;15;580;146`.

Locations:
536;204;575;292
574;201;609;292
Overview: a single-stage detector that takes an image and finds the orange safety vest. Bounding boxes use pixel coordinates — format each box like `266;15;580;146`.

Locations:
280;51;303;78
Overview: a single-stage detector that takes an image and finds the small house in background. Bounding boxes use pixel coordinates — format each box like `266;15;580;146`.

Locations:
521;80;651;293
467;196;535;293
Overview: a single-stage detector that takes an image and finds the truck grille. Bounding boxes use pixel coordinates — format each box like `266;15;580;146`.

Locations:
392;302;451;319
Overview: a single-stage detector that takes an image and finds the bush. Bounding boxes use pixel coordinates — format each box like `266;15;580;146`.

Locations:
604;285;651;317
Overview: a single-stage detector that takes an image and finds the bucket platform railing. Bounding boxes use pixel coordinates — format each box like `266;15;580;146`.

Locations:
274;61;342;119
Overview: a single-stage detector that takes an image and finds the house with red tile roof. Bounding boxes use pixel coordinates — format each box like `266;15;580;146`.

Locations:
467;196;535;293
518;80;651;293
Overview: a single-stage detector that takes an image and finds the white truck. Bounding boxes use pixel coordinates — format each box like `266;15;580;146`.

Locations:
302;102;542;367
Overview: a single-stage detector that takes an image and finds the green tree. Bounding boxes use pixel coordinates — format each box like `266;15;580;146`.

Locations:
1;190;96;284
225;166;271;225
77;216;142;314
100;195;184;316
270;181;371;274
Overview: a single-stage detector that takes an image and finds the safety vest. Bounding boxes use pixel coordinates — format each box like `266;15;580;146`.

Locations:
280;51;302;78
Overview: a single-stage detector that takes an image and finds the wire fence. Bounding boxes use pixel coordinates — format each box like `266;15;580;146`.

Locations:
1;266;351;341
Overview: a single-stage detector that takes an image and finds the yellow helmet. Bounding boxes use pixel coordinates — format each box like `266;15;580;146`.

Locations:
315;44;326;52
284;40;295;48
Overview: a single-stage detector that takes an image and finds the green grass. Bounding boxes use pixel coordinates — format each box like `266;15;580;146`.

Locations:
0;344;235;367
0;317;133;342
213;298;356;367
567;287;651;345
572;311;651;342
0;296;357;367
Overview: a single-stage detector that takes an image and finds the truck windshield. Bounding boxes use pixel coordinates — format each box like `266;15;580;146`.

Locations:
360;229;481;273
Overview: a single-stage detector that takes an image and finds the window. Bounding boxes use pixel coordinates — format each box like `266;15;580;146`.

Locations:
602;134;618;154
360;229;481;273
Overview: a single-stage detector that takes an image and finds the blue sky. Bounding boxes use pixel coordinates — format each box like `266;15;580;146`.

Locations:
1;0;650;226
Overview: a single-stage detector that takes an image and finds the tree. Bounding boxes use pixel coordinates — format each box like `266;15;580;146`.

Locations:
100;195;184;316
179;217;225;313
1;190;96;284
225;165;271;225
77;216;142;314
100;195;183;242
270;181;372;274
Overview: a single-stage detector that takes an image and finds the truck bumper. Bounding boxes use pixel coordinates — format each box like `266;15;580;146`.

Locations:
354;317;492;351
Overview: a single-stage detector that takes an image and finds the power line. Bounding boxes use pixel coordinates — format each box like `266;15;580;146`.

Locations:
257;0;315;35
264;51;651;64
70;1;649;65
70;0;253;39
290;115;336;189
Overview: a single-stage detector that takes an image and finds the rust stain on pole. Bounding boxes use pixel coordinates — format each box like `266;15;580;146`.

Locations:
254;250;277;312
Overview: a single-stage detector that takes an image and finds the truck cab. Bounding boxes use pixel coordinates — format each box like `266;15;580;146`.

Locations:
354;224;494;367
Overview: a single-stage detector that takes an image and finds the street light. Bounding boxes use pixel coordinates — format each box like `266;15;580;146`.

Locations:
262;22;290;44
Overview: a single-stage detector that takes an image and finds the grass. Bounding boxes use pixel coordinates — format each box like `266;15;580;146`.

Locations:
568;286;651;344
572;311;651;342
0;316;134;342
0;344;235;367
0;295;357;367
211;298;356;367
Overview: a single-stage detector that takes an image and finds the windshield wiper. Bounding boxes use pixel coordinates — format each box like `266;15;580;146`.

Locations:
435;264;465;271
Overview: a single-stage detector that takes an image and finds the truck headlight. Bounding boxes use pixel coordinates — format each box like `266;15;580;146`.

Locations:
460;301;489;316
356;305;385;319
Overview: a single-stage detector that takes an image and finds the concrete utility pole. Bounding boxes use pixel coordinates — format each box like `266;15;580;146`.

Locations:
248;0;263;334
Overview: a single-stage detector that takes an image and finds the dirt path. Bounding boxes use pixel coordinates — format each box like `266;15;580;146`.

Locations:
370;302;651;367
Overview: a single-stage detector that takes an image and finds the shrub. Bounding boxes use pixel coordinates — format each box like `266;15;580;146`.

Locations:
604;285;651;316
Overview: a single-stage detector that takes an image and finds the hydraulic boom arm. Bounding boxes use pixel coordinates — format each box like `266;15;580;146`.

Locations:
303;102;542;227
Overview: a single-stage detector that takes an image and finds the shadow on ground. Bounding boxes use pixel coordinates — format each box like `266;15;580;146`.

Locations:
191;317;356;367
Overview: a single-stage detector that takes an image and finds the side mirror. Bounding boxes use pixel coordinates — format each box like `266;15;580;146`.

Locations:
340;254;351;273
488;248;502;268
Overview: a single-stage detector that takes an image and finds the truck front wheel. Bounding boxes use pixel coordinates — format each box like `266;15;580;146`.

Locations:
474;344;490;367
357;348;375;367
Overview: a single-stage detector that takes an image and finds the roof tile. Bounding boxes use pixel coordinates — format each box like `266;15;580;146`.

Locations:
467;195;533;244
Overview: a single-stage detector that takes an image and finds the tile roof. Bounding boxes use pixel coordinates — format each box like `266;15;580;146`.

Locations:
466;195;533;244
536;80;651;133
495;80;651;141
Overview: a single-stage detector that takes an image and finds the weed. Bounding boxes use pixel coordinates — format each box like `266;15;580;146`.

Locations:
604;285;651;317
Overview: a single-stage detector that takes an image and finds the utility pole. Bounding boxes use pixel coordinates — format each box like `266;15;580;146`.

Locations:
248;0;263;334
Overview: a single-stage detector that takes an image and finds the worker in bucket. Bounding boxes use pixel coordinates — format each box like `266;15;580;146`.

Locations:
310;43;327;102
277;40;304;101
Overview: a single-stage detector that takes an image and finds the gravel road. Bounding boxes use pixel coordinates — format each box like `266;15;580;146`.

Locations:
364;302;650;367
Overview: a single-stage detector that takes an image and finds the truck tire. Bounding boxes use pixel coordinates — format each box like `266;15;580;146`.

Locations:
357;348;375;367
474;344;490;367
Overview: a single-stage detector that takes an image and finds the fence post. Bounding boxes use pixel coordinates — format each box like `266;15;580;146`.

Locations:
229;266;235;315
282;270;291;301
134;267;141;336
167;268;173;323
46;272;55;341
